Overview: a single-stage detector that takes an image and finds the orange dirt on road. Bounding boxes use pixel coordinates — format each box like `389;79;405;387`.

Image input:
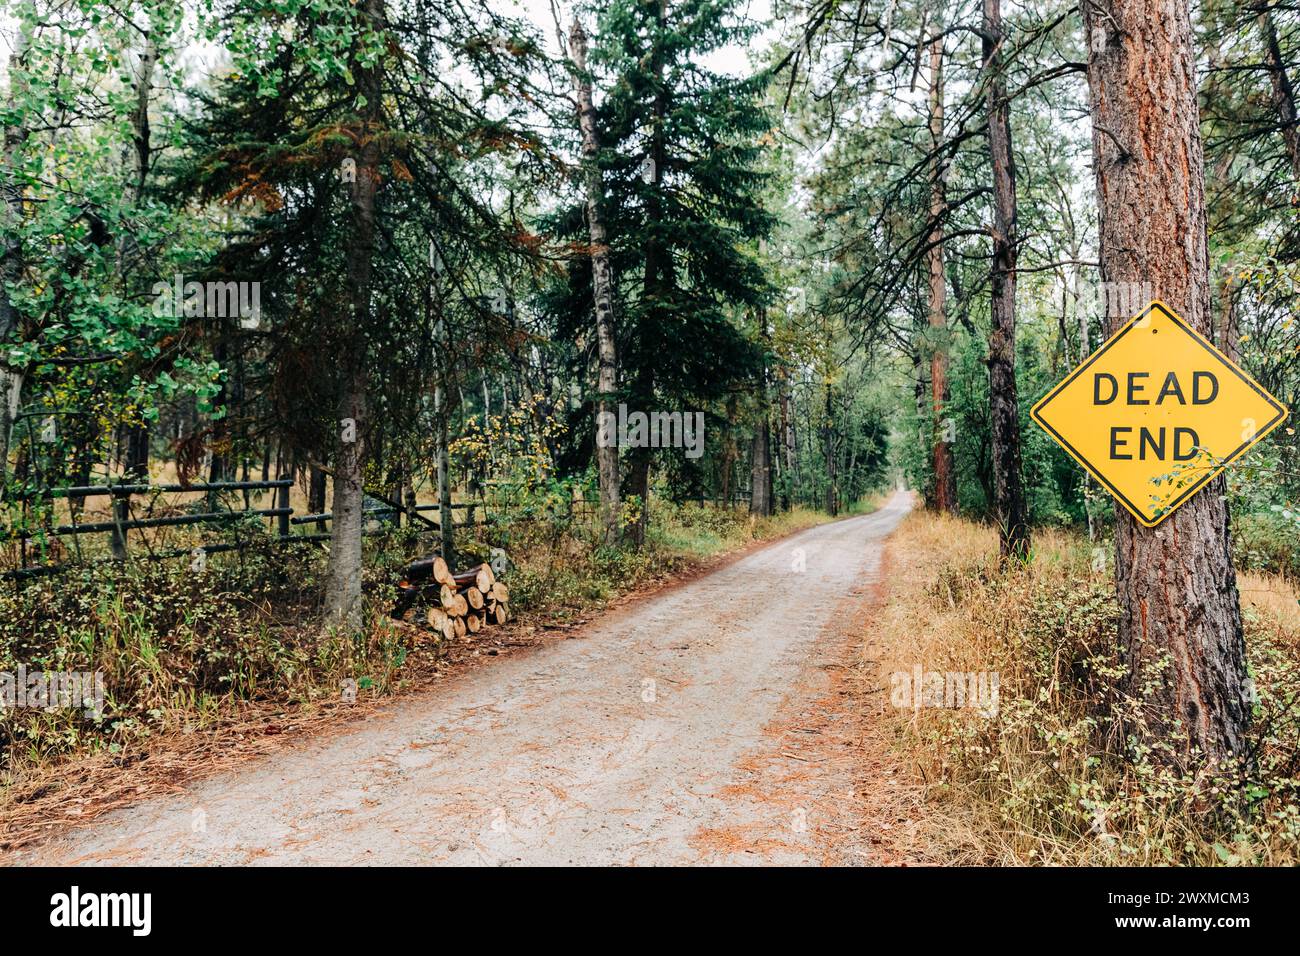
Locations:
14;493;914;866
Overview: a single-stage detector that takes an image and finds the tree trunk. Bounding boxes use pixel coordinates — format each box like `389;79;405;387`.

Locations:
627;0;670;549
1077;280;1098;542
127;34;157;207
114;34;159;496
1259;6;1300;181
927;38;956;513
778;368;793;510
1218;268;1241;364
751;310;773;517
749;418;772;517
823;381;838;516
625;443;651;543
308;464;328;529
126;425;149;481
983;0;1029;559
326;373;367;625
0;20;32;492
1083;0;1251;767
570;18;622;546
435;379;455;567
324;0;386;628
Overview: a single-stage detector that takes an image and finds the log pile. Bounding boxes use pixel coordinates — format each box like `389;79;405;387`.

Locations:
394;554;511;639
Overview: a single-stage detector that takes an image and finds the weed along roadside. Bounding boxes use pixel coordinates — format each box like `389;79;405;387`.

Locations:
870;512;1300;866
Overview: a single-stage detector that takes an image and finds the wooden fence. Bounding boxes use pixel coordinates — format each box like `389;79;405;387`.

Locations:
1;479;754;582
0;478;481;582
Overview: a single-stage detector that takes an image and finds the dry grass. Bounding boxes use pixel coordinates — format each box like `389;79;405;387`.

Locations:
869;511;1300;866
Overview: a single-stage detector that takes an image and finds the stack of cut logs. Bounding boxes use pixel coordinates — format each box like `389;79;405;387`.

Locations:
398;555;510;641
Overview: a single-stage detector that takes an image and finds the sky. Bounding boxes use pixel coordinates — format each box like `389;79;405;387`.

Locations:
507;0;777;78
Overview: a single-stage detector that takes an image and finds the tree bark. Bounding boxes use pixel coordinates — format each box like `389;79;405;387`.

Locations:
1218;268;1241;364
435;377;455;567
749;418;772;517
823;381;838;516
119;33;158;499
927;38;956;513
1259;5;1300;181
127;34;157;207
983;0;1029;559
308;464;328;530
324;0;386;628
751;309;773;517
778;367;793;510
0;20;32;492
1083;0;1251;767
569;18;622;546
626;0;671;549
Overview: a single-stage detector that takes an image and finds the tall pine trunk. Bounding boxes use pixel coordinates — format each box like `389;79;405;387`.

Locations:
627;0;671;549
749;420;772;517
822;382;837;516
325;0;385;628
434;377;455;567
983;0;1028;558
751;310;773;517
927;38;956;513
778;369;794;511
570;18;622;546
1083;0;1251;766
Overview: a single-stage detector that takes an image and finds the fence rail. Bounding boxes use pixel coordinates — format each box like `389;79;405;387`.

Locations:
0;477;484;583
3;479;752;582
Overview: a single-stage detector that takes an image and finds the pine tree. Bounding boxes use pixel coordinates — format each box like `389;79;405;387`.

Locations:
180;0;546;625
561;0;776;546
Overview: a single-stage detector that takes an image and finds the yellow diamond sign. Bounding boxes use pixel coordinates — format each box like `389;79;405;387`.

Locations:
1031;301;1288;527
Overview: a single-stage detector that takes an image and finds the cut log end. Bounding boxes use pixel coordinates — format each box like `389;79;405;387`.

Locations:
440;584;459;610
427;607;455;641
433;555;455;587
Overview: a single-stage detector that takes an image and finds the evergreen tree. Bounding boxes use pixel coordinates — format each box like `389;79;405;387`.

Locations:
178;0;547;625
558;0;777;545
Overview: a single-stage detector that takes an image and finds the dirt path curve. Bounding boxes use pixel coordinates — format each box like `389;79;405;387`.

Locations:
16;492;912;866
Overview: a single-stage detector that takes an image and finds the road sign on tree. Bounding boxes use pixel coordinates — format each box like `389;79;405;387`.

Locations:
1031;301;1288;526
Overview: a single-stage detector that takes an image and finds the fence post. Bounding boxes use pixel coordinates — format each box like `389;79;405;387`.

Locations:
109;489;129;560
276;475;291;538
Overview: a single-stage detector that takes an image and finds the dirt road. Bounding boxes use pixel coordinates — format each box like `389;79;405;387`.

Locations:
17;493;912;866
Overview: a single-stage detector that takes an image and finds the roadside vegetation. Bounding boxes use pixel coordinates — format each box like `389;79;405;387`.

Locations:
873;512;1300;866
